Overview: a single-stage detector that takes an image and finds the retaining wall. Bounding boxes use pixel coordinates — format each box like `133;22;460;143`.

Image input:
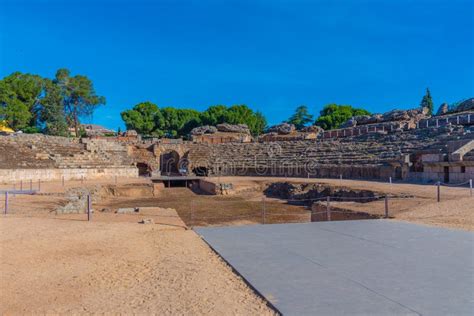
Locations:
0;167;138;183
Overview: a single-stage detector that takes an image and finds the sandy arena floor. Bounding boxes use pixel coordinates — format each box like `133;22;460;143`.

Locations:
207;177;474;231
0;176;472;313
0;216;275;315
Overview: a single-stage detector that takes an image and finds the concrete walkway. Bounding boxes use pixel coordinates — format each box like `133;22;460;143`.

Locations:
196;220;474;315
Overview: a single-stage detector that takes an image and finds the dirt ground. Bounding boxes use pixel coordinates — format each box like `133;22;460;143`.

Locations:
0;176;472;313
206;176;474;231
1;176;472;230
0;216;275;315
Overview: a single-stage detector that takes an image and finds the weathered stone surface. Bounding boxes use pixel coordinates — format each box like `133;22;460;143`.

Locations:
139;218;154;224
382;109;412;122
340;118;357;128
300;125;324;133
352;114;383;125
55;186;101;214
268;123;295;135
190;125;217;135
216;123;250;134
264;182;379;202
454;98;474;112
116;207;140;214
437;103;449;115
125;130;138;136
345;109;428;127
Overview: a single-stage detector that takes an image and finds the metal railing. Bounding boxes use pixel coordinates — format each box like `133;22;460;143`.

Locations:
435;179;473;202
185;195;390;228
1;190;38;215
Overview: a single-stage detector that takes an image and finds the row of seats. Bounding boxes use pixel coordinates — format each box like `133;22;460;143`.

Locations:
0;134;133;169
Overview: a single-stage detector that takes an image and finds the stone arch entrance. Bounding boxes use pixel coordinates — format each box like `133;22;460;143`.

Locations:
192;166;209;176
137;162;152;176
160;150;180;175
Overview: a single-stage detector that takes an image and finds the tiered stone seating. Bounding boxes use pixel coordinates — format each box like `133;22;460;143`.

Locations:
188;126;473;179
0;134;133;170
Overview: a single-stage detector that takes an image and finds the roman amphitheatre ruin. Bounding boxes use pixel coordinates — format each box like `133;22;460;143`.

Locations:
1;101;473;314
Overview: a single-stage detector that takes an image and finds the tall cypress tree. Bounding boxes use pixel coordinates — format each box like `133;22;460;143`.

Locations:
287;105;313;130
420;88;434;115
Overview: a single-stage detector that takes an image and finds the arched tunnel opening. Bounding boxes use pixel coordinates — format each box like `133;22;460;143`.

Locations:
160;150;180;176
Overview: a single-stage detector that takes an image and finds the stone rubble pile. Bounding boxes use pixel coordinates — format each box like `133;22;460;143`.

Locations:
264;182;378;202
190;125;218;135
300;125;324;133
216;123;250;134
190;123;251;135
342;108;429;128
267;123;296;135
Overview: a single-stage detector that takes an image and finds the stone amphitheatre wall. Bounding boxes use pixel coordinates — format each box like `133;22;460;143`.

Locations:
187;125;474;181
95;121;474;182
320;111;473;139
0;134;137;183
0;167;137;183
1;113;473;183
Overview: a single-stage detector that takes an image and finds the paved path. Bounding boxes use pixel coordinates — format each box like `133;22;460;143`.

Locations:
196;220;474;315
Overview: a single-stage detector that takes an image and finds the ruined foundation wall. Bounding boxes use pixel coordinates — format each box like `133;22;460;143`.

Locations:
408;165;474;183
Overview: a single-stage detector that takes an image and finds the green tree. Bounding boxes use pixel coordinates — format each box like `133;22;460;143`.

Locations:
199;104;267;135
54;69;105;136
39;79;69;136
253;111;267;135
0;72;44;130
200;105;228;126
155;108;201;137
121;101;161;136
287;105;313;129
121;103;267;138
223;105;266;135
420;88;434;115
315;104;370;130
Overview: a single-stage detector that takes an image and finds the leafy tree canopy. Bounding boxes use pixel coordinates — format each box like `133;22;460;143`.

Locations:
121;103;267;137
287;105;313;129
39;79;69;136
121;101;160;136
314;104;370;130
53;69;106;136
0;69;104;136
0;72;44;130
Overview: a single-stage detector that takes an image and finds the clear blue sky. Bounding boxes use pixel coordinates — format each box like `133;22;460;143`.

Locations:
1;0;473;130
